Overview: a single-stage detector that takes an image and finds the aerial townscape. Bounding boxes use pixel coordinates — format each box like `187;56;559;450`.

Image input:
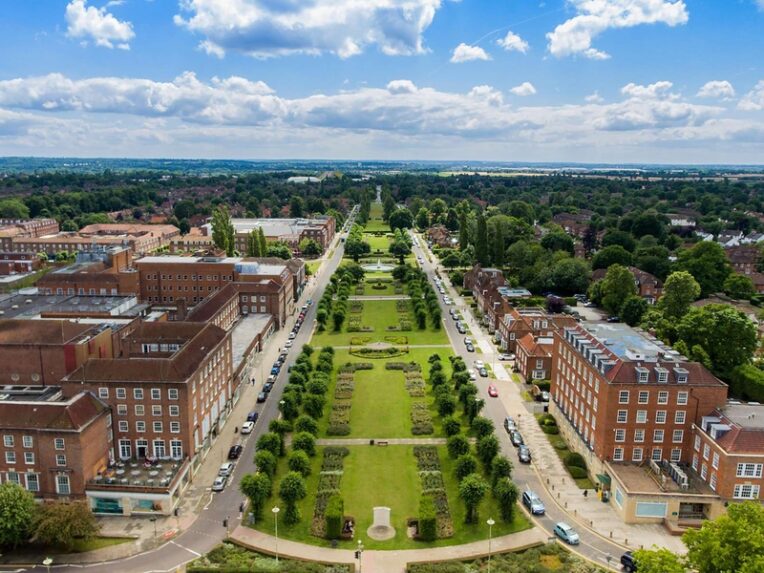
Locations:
0;2;763;573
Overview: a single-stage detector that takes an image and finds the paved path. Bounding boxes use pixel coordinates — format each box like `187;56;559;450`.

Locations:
316;437;448;446
349;295;410;300
231;524;548;573
332;344;452;349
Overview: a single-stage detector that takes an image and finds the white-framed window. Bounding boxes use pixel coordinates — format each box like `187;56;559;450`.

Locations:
653;429;664;443
710;473;718;491
677;391;688;405
6;471;19;485
151;388;161;400
703;444;711;460
153;421;163;433
24;452;34;464
651;448;662;461
613;447;624;461
675;410;686;424
694;435;701;451
136;421;146;433
736;463;764;478
118;421;129;432
117;404;128;415
712;452;720;470
701;463;708;479
119;439;131;459
22;435;32;448
673;430;684;443
152;405;162;416
116;387;126;399
618;390;629;404
634;429;645;443
5;451;16;464
670;448;682;462
168;388;179;400
26;473;39;492
134;388;144;400
169;405;180;417
632;447;643;462
54;438;65;450
98;387;109;399
56;473;70;495
135;405;145;416
692;454;699;470
733;484;760;500
171;440;183;459
638;391;649;404
153;439;166;458
170;421;181;433
636;410;647;423
3;435;14;447
615;429;626;442
655;410;667;424
657;391;668;405
617;410;628;423
56;454;66;466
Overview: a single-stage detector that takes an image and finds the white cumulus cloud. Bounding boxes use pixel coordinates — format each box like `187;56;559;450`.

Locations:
621;80;676;99
450;43;491;63
65;0;134;50
174;0;442;59
510;82;537;96
547;0;688;60
497;31;529;53
696;80;735;100
585;91;604;103
739;80;764;111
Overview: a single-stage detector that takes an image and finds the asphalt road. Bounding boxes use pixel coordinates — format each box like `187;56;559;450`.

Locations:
32;213;355;573
411;235;626;572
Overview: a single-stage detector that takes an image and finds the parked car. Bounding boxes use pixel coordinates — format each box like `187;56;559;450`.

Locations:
468;369;478;381
474;360;485;369
241;421;255;434
456;323;466;334
620;551;638;572
553;522;580;545
463;337;473;345
268;374;277;384
246;411;259;423
607;315;620;323
487;384;498;397
479;367;488;378
518;445;532;464
228;445;243;460
270;366;280;376
211;476;227;492
263;382;273;393
257;392;267;403
522;490;545;515
288;332;297;340
218;462;235;477
465;343;475;352
503;416;516;433
284;340;293;348
498;353;515;361
510;430;524;447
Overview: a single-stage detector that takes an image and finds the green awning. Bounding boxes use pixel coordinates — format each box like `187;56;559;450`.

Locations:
596;474;611;485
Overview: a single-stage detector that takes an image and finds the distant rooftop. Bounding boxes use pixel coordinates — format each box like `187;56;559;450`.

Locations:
581;322;676;362
498;287;532;298
137;256;287;276
0;292;141;319
0;385;62;402
721;403;764;429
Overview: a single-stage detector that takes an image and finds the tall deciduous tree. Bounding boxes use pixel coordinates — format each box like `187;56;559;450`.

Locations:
458;473;488;524
631;548;685;573
600;264;637;315
458;210;469;251
660;271;701;318
475;212;488;266
211;205;235;256
674;241;732;297
389;208;414;231
247;229;261;257
493;478;519;523
0;483;36;548
257;227;267;257
279;471;308;525
240;472;272;521
34;501;100;551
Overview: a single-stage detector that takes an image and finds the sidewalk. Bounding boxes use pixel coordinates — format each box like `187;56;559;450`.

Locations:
231;524;547;572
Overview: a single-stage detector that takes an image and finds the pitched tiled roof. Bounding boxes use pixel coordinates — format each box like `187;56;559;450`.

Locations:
0;392;108;431
0;319;95;344
517;333;552;358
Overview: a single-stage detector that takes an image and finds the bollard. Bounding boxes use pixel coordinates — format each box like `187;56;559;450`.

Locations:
625;538;628;545
557;492;560;499
610;531;613;538
565;501;568;509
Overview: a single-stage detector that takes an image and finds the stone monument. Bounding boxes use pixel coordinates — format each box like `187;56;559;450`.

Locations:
367;506;395;540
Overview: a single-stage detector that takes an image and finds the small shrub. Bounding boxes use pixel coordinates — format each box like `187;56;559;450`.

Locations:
542;425;560;435
418;496;437;541
567;466;588;479
325;495;344;540
565;452;587;470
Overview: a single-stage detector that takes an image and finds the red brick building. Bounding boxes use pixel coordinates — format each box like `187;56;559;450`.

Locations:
426;225;456;249
0;387;111;500
36;247;140;297
592;266;663;304
497;307;577;353
0;252;43;275
725;245;760;276
202;216;336;253
515;334;554;382
0;218;60;252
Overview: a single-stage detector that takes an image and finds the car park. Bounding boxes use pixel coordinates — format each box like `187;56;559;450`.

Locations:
487;384;498;397
465;343;475;352
518;445;531;464
553;522;580;545
218;462;235;477
257;392;267;403
479;367;488;378
211;476;227;492
228;445;243;460
246;411;259;423
510;430;524;446
241;421;255;434
503;416;516;433
620;551;638;572
522;490;545;515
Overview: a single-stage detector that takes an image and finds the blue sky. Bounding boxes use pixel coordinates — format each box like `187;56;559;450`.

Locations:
0;1;762;163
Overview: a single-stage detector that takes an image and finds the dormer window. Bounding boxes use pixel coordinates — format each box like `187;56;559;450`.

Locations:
674;367;689;384
655;367;668;384
636;367;649;383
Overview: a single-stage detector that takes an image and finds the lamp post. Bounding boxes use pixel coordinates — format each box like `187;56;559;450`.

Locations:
149;516;158;546
356;539;364;573
42;557;52;573
272;506;280;564
279;399;285;420
487;518;495;573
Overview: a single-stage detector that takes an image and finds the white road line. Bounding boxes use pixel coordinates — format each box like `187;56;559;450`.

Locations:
169;541;202;557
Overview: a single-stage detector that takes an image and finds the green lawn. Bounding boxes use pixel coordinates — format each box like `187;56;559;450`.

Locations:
306;260;322;275
312;300;450;346
361;280;397;296
365;233;391;253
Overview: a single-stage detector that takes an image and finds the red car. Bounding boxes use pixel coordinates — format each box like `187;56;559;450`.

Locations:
488;384;498;397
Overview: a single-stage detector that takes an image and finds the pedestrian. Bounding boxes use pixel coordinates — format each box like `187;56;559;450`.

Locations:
583;489;588;498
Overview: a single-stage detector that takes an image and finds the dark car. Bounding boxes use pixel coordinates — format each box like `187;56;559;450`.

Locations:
465;343;475;352
270;365;280;376
228;444;243;460
607;315;620;323
478;367;488;378
510;430;524;447
256;392;267;403
456;323;466;334
246;411;259;423
518;445;531;464
263;382;273;393
504;416;516;433
621;551;638;572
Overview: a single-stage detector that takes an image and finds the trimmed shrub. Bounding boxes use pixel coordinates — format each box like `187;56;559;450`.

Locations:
541;425;560;435
446;435;470;459
455;454;478;481
325;495;344;540
565;452;587;470
442;416;462;437
288;450;311;477
567;466;588;479
418;496;437;541
292;432;316;457
295;415;319;436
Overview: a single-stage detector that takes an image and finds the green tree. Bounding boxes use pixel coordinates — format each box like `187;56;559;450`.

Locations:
540;231;574;254
240;472;272;521
471;416;494;439
458;473;488;524
724;273;756;300
592;245;633;270
549;257;591;295
602;229;636;252
475;212;488;266
631;548;686;573
0;482;36;548
491;456;513;486
447;434;470;459
389;208;414;231
299;238;323;256
295;415;319;436
441;251;462;269
345;237;371;262
0;199;30;219
684;502;764;573
476;434;500;468
256;432;282;458
254;450;277;478
661;271;701;318
383;194;396;221
455;454;479;481
600;264;637;315
390;239;411;264
415;207;430;230
292;432;316;457
492;222;505;267
458;210;469;251
287;450;312;477
493;478;519;523
211;205;235;256
621;295;648;326
442;416;462;436
279;472;308;525
290;195;304;218
436;394;457;417
33;501;99;551
674;241;732;297
303;394;326;419
257;227;267;256
247;229;261;256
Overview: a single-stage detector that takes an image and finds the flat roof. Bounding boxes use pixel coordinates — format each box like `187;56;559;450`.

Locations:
0;385;62;402
722;403;764;429
581;322;667;361
0;292;139;319
230;314;274;370
137;256;287;276
608;463;716;496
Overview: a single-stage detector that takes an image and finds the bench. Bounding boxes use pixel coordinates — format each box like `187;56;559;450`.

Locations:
376;440;389;446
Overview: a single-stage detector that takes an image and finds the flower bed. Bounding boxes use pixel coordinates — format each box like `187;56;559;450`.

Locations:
334;378;354;399
396;300;410;312
413;447;454;538
384;335;409;345
413;446;441;471
349;336;372;345
411;402;434;435
327;403;352;435
385;362;421;372
349;346;407;359
420;471;445;493
349;301;364;313
311;448;350;538
405;372;426;397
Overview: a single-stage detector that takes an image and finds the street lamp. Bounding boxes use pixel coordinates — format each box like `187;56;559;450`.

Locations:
272;506;280;564
356;539;364;573
486;518;495;573
149;516;158;546
279;399;286;419
42;557;52;573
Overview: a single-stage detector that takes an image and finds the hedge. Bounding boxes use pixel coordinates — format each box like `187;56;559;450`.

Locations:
541;425;559;435
567;466;588;479
325;495;344;540
565;452;587;470
729;364;764;402
418;496;437;541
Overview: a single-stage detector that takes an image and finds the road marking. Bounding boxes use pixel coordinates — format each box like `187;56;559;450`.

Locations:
169;541;201;557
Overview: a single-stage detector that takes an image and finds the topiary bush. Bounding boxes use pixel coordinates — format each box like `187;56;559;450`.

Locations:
325;495;344;540
567;466;588;479
418;496;437;541
565;452;587;470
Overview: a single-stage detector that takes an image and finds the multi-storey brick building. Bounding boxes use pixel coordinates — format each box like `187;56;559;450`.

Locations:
36;247;140;297
725;245;761;276
496;307;577;353
0;218;60;251
0;252;43;275
0;386;111;500
515;334;554;382
592;266;664;304
202;216;335;253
